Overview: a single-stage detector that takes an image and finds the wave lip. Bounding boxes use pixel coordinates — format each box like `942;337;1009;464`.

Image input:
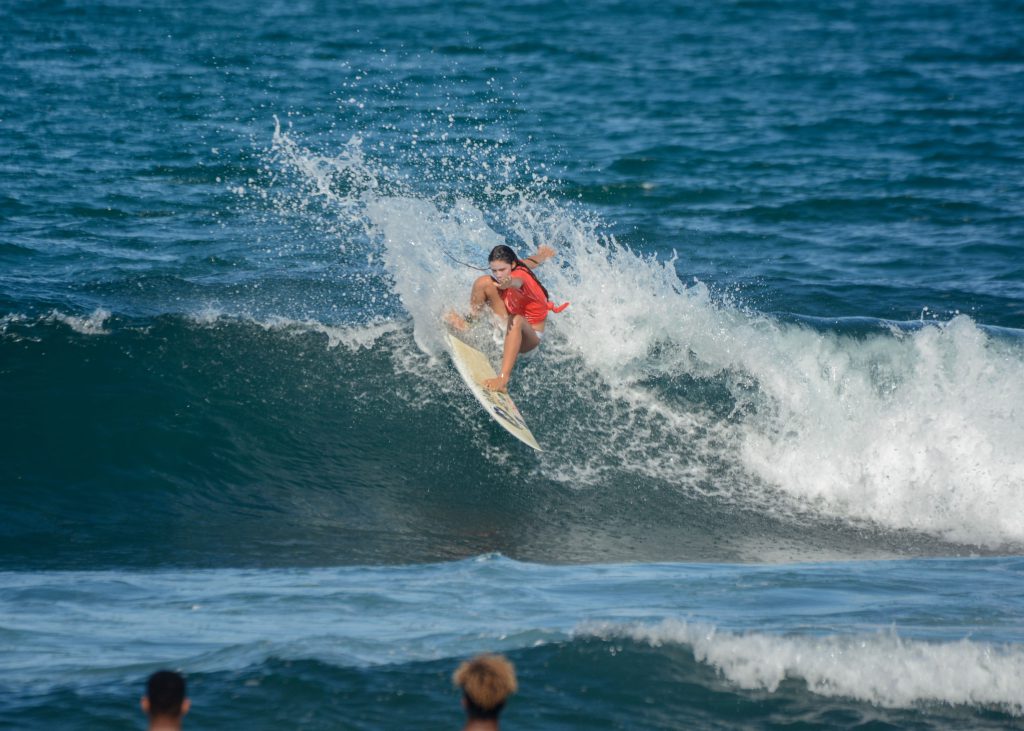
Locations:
1;308;113;341
46;307;112;335
580;618;1024;714
188;309;401;351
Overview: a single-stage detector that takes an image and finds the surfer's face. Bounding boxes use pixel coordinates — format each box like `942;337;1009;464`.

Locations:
489;261;512;282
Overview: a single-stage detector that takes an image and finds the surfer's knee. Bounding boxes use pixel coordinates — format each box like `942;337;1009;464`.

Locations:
472;275;496;295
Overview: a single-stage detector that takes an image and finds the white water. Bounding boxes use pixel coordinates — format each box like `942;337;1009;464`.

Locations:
264;123;1024;549
189;309;401;351
582;618;1024;714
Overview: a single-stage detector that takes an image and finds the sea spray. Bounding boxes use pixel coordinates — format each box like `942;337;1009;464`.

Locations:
261;123;1024;550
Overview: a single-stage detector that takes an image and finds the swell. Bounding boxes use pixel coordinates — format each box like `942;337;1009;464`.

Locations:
1;309;1020;569
4;643;1016;731
2;556;1021;729
0;311;858;568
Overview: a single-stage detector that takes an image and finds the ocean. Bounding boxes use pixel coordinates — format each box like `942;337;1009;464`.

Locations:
1;0;1022;728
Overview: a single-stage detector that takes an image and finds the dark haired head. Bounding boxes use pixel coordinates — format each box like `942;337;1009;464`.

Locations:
145;670;187;718
487;245;550;300
488;244;518;266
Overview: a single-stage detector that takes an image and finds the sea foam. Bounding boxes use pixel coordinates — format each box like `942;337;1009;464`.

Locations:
579;618;1024;714
264;121;1024;550
189;309;400;351
47;308;112;335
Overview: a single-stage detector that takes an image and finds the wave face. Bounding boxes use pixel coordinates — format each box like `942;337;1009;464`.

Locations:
3;115;1023;568
2;0;1023;566
3;305;1023;569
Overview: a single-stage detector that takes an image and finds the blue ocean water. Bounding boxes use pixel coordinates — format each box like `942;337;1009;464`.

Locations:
1;0;1023;729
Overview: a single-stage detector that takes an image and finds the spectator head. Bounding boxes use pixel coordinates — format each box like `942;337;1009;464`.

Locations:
141;670;189;723
453;654;517;720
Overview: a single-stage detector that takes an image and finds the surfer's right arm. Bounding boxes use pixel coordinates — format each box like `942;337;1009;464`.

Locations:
521;244;556;270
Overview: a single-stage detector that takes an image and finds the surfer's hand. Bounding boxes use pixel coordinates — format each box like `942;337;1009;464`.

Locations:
535;244;556;262
483;375;509;392
496;275;523;290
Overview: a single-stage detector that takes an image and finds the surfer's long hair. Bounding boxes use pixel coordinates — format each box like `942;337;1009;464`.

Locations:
488;245;550;301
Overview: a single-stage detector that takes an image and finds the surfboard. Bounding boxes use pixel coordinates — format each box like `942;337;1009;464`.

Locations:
446;331;542;451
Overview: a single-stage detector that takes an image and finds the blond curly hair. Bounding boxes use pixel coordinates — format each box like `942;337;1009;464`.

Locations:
453;654;518;716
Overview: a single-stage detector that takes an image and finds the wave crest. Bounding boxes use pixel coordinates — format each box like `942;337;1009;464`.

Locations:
580;618;1024;713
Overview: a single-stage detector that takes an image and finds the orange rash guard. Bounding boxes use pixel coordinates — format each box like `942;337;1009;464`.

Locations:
500;267;553;326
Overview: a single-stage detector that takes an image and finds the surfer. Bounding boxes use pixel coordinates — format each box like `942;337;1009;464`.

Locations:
447;243;567;392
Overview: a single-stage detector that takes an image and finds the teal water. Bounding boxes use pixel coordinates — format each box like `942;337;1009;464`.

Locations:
2;556;1023;729
2;0;1023;728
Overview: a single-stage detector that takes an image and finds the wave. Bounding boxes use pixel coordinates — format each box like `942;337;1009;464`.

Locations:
2;124;1023;559
1;306;400;351
1;308;112;339
2;301;1022;561
48;307;112;335
5;644;1018;731
581;619;1024;714
261;121;1024;551
187;309;402;351
2;557;1021;720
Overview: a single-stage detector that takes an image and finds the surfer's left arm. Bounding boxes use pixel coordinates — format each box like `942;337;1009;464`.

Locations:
495;275;524;290
521;244;556;270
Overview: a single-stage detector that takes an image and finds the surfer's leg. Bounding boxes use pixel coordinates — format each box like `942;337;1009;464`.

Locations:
517;318;541;354
450;276;508;332
471;275;508;319
484;315;539;391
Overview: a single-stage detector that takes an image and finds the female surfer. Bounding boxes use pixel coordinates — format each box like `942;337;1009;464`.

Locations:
447;243;567;392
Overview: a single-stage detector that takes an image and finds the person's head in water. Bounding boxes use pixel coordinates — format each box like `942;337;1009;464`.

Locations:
453;654;517;726
141;670;190;730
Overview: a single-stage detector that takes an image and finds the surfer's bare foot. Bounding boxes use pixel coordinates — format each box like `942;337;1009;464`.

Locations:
445;310;468;331
483;375;508;392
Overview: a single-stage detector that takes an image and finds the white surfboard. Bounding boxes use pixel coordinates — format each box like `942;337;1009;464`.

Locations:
446;332;542;451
